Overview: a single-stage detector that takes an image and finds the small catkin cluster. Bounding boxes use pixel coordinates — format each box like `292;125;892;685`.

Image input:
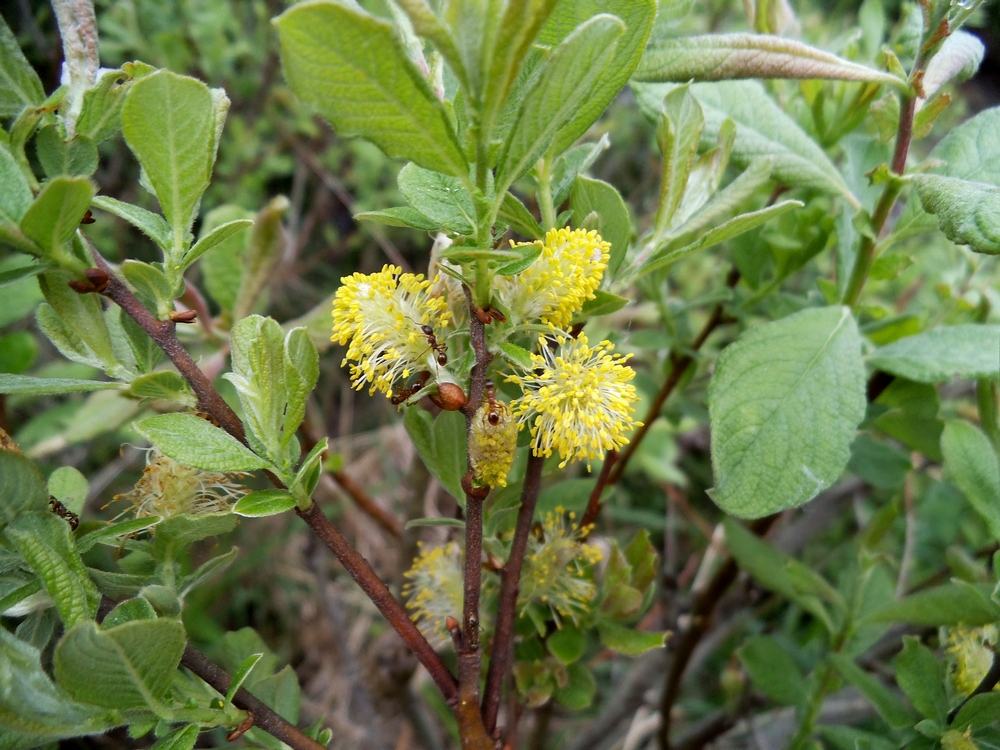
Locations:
944;625;998;695
469;398;518;487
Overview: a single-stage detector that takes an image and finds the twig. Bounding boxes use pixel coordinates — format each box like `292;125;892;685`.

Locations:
658;516;777;750
89;246;458;703
482;452;546;734
605;269;740;489
580;450;617;532
332;469;404;538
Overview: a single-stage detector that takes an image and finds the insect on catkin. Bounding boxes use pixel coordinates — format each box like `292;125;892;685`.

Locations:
469;386;518;488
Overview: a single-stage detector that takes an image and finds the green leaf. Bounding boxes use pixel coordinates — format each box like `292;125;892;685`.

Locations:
122;70;221;254
0;627;117;741
595;621;667;656
633;81;858;205
404;408;467;502
498;192;544;240
283;327;318;448
134;413;267;472
55;619;185;710
20;177;95;259
6;511;100;628
275;1;467;177
737;635;806;706
953;693;1000;732
865;581;1000;626
708;306;866;518
828;653;914;728
573;289;629;323
910;175;1000;254
653;85;705;235
636;199;803;280
941;420;1000;542
571;176;630;278
38;271;116;370
497;15;625;191
894;636;948;723
922;30;985;101
0;374;120;395
35;126;98;178
540;0;656;156
152;514;238;562
225;653;264;704
150;724;199;750
397;163;476;235
120;260;175;315
634;34;906;88
404;517;467;530
182;218;252;271
76;69;129;144
102;598;157;629
233;490;298;518
76;517;160;554
0;15;45;116
0;451;50;530
894;107;1000;242
354;206;438;231
553;662;596;711
723;518;834;631
91;196;171;251
128;371;197;406
0;146;32;226
498;342;534;370
867;325;1000;383
547;625;585;665
48;466;88;516
224;315;287;468
232;196;288;321
495;241;543;276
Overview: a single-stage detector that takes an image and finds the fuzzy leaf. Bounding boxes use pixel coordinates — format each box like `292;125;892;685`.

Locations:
91;196;172;251
20;177;95;258
397;163;476;235
709;306;866;518
354;207;438;231
275;1;468;177
634;34;906;89
0;146;32;226
182;218;252;271
0;15;45;116
921;30;984;101
910;175;1000;254
867;324;1000;383
941;420;1000;542
497;15;624;191
571;176;630;278
134;413;267;472
0;374;121;395
55;619;185;710
0;451;52;530
233;490;298;518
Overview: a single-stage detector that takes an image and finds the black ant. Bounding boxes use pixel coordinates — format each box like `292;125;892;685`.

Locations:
484;380;501;425
391;371;429;405
49;496;80;530
419;324;449;366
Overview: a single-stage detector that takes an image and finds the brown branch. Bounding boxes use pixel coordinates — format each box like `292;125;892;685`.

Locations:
89;246;457;704
605;269;740;489
296;503;458;701
658;515;777;750
580;450;617;532
482;452;545;734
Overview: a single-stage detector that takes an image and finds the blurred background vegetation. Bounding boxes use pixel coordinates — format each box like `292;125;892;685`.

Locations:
3;0;1000;747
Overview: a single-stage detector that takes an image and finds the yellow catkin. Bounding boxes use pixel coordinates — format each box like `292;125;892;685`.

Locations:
945;626;998;696
402;542;465;648
331;265;450;398
507;332;641;468
469;399;518;488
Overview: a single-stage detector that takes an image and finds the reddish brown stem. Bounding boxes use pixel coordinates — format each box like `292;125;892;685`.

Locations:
580;450;617;533
295;503;458;701
482;452;545;734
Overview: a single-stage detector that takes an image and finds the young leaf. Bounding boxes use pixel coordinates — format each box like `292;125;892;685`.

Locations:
0;374;121;395
910;175;1000;254
595;621;667;656
0;14;45;116
38;271;116;370
867;325;1000;383
0;146;32;226
921;30;985;101
182;218;252;271
91;195;172;251
941;420;1000;542
894;636;948;723
865;581;1000;626
225;653;264;704
952;693;1000;732
283;327;319;446
540;0;657;156
54;619;186;710
274;1;468;178
633;81;858;205
553;662;597;710
634;34;906;89
232;196;288;321
397;163;476;235
35;126;99;178
354;207;439;231
737;635;806;706
571;176;630;278
122;70;221;254
498;342;534;370
20;177;95;259
496;15;625;192
547;625;586;665
102;598;157;629
150;724;199;750
709;306;866;518
76;69;129;144
134;413;268;473
233;490;298;518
